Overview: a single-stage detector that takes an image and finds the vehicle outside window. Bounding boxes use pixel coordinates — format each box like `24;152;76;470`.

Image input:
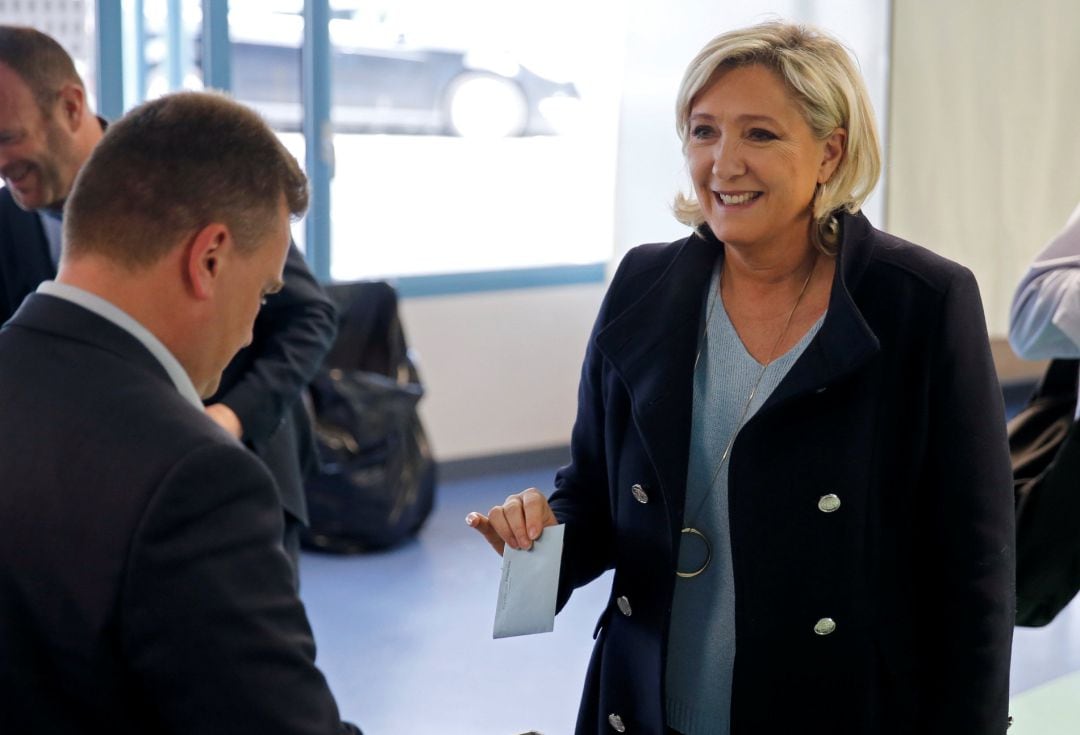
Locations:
148;1;581;138
142;0;622;281
230;3;580;138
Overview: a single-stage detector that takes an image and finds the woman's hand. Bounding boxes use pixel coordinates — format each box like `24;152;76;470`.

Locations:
466;488;558;555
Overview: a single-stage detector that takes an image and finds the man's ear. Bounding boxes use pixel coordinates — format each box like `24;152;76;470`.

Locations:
186;223;232;301
55;83;87;131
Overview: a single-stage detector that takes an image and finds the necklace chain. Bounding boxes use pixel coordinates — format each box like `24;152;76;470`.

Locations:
678;253;818;578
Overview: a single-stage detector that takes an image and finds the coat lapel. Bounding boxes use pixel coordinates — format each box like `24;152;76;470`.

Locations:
763;211;881;410
595;233;720;538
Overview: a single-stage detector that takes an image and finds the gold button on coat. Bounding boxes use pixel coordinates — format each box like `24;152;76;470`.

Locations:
814;617;837;636
616;596;632;616
817;494;841;513
630;483;649;503
608;713;626;732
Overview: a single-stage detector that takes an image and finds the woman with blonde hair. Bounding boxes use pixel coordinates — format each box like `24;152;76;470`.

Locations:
470;20;1014;735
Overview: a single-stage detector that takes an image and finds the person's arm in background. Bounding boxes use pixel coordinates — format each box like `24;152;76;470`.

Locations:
1009;202;1080;360
206;241;337;445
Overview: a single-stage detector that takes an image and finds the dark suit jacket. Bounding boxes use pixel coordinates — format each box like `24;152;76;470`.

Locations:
207;241;337;523
0;187;336;523
0;187;55;321
550;211;1015;734
0;294;359;734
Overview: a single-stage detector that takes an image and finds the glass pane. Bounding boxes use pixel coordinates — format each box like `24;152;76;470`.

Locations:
227;0;306;133
139;0;308;249
225;0;307;250
142;0;203;98
320;0;622;280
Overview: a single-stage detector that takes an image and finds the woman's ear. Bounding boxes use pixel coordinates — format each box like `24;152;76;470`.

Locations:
818;127;847;184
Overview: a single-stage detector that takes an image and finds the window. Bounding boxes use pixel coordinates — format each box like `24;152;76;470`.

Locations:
317;0;624;281
119;0;890;286
138;0;310;249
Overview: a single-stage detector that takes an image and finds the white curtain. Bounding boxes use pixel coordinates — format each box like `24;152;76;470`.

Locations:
887;0;1080;337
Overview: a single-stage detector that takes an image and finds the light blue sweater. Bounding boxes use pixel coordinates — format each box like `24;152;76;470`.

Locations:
665;270;824;735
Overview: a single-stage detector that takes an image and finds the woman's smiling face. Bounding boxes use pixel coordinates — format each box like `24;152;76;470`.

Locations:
687;63;844;254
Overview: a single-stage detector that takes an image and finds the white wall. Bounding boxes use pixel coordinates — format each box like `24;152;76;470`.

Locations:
401;285;603;461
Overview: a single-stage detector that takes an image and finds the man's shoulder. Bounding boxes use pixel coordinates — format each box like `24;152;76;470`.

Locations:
0;314;269;544
0;305;236;470
81;358;241;467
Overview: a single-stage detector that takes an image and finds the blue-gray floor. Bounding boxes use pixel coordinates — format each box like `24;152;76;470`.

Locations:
299;466;610;735
299;465;1080;734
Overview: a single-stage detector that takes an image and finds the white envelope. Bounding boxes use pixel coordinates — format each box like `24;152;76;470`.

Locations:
492;523;565;639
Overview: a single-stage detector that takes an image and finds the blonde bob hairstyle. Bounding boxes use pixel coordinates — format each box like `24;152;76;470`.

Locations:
672;21;881;253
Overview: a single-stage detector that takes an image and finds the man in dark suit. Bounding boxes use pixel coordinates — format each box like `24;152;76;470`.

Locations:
0;87;360;733
0;25;334;577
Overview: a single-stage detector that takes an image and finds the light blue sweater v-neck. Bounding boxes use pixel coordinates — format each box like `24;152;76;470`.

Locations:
665;269;824;735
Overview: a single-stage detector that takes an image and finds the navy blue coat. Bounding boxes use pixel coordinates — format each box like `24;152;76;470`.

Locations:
0;187;336;524
549;211;1015;734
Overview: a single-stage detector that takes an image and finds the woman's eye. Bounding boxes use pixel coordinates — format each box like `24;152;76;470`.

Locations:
690;124;714;140
748;128;777;141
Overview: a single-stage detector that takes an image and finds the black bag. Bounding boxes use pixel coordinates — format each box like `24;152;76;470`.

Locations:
302;281;436;552
1008;358;1080;626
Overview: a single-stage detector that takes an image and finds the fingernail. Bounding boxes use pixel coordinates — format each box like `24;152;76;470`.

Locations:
464;513;477;526
528;526;539;540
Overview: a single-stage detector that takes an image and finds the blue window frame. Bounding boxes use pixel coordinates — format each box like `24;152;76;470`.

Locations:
95;2;125;119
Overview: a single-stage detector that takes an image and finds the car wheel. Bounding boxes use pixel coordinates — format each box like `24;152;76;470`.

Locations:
445;72;528;138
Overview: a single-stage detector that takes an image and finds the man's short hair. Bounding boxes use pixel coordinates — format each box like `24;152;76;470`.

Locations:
64;91;308;267
0;25;83;114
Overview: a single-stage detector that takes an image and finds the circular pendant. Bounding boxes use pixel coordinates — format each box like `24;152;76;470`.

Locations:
676;527;712;578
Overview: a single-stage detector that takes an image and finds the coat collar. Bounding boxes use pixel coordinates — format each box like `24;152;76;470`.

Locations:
594;232;716;525
5;292;174;388
766;210;881;407
593;211;882;530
